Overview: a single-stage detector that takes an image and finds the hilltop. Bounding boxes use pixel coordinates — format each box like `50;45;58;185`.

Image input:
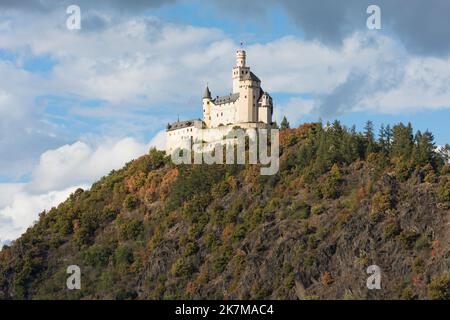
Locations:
0;122;449;300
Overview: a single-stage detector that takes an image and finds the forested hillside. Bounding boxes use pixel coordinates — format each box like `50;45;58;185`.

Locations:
1;121;449;300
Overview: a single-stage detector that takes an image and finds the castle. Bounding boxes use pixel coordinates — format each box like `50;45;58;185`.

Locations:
166;49;273;155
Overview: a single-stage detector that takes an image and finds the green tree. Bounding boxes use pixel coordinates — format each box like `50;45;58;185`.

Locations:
379;124;387;154
428;275;450;300
322;164;343;199
413;130;437;167
280;116;290;130
364;120;376;156
391;122;414;159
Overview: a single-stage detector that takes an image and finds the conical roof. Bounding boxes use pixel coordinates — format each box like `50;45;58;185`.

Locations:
203;86;211;99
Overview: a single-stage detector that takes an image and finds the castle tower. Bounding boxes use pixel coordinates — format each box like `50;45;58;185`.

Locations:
232;49;250;93
258;92;273;124
202;85;212;127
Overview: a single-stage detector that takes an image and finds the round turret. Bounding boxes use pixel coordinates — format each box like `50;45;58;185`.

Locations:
236;49;246;68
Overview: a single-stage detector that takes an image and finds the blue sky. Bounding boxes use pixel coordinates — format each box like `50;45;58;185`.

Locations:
1;0;450;244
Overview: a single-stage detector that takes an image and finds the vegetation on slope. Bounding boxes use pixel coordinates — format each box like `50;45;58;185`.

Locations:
0;121;449;300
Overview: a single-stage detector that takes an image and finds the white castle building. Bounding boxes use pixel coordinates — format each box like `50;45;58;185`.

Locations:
166;49;274;155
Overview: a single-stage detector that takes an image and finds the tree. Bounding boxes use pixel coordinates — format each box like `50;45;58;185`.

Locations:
322;164;343;199
413;130;437;167
438;144;450;164
384;124;393;153
379;124;387;154
364;120;375;154
391;122;414;159
280;116;290;130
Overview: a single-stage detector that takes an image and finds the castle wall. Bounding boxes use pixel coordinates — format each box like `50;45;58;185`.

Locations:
209;101;239;127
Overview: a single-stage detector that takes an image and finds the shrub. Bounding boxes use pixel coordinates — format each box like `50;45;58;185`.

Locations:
397;230;419;249
231;224;247;242
119;219;144;241
401;287;414;300
414;235;430;251
322;164;343;199
438;177;450;202
383;221;401;238
370;191;392;222
321;272;333;286
311;204;325;215
115;289;138;300
115;245;134;267
183;242;199;257
82;244;113;268
123;195;140;211
171;258;194;278
292;201;311;219
428;275;450;300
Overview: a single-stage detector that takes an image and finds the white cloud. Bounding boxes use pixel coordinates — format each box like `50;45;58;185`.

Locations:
248;33;450;119
27;137;149;193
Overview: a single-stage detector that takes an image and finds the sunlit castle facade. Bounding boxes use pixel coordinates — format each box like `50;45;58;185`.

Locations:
166;49;274;155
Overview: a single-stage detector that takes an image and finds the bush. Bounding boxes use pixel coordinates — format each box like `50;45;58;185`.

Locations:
428;275;450;300
311;205;325;215
115;245;134;267
397;230;419;249
183;242;199;257
82;244;113;268
414;235;430;251
438;177;450;202
115;289;138;300
231;224;247;242
370;191;392;222
383;221;401;238
401;287;414;300
123;195;140;211
171;258;194;278
118;219;144;241
292;201;311;219
322;164;343;199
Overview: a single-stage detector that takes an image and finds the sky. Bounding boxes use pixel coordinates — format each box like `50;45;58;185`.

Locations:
1;0;450;246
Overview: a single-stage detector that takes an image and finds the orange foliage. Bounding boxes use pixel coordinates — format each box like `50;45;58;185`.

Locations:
321;272;334;286
186;281;198;296
222;223;235;241
160;168;179;200
432;240;440;258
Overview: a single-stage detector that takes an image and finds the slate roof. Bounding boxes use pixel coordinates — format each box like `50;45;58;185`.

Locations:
242;71;260;82
203;86;211;99
166;119;201;131
213;93;240;105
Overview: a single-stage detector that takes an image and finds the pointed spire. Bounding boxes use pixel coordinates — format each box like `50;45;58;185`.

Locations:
203;85;211;99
